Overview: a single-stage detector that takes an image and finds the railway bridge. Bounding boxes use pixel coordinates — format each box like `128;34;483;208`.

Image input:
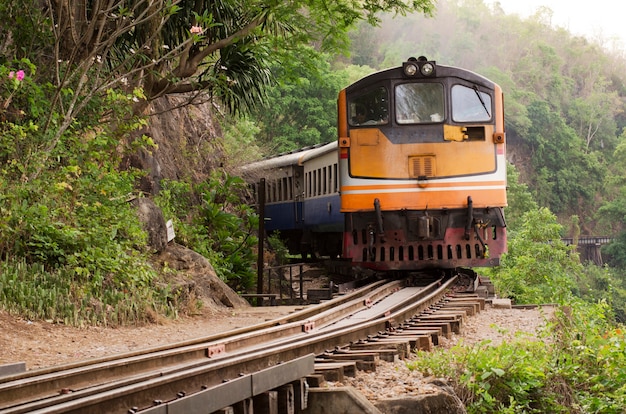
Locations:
561;236;613;266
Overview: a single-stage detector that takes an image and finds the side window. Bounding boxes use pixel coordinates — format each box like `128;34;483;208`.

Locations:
451;85;492;122
349;86;389;126
395;83;444;124
306;172;311;197
315;168;322;195
287;176;293;200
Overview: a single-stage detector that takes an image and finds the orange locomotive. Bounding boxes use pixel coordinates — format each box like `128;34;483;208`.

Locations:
338;57;507;272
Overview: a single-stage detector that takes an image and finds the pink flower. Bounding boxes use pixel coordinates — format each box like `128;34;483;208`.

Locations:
8;70;25;81
190;25;203;34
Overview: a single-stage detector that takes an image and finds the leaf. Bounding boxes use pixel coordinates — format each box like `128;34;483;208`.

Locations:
492;367;505;377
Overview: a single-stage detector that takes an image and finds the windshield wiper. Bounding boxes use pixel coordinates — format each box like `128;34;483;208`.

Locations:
473;85;491;118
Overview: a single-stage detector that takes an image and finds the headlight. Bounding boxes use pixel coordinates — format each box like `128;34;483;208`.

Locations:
403;57;436;77
403;63;418;76
420;62;435;76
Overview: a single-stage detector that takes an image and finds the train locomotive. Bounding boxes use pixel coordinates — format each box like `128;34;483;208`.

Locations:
242;57;507;274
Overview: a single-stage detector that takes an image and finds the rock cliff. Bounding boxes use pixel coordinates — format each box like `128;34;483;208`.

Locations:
129;95;250;311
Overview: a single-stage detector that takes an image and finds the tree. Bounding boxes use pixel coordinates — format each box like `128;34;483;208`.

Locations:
568;90;621;152
524;100;605;216
0;0;437;177
38;0;436;106
597;132;626;266
251;47;350;152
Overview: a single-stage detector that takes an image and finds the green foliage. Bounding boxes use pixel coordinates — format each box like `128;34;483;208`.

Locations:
210;38;274;116
412;338;550;413
198;172;259;290
487;169;626;320
155;172;259;292
1;0;436;120
0;164;175;325
408;302;626;413
576;264;626;324
0;2;53;63
597;133;626;259
602;233;626;270
0;258;173;326
0;60;174;325
549;302;626;413
251;47;351;152
504;163;539;234
486;208;581;304
222;117;263;169
267;232;290;266
524;101;605;215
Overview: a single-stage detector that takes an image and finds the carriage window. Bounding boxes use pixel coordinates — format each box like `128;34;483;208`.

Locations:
315;168;322;195
306;172;311;197
287;176;293;200
327;165;332;195
395;83;444;124
451;85;492;122
266;181;272;202
277;179;282;201
349;86;389;126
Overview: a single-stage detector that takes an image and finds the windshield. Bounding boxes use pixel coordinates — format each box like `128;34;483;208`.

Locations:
451;84;492;122
395;83;444;124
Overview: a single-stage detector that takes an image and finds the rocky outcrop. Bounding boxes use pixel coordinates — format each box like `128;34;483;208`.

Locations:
154;243;249;309
122;95;224;195
132;193;249;310
132;197;168;253
125;95;250;311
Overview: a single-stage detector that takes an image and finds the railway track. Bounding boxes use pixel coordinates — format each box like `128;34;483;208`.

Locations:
0;274;483;414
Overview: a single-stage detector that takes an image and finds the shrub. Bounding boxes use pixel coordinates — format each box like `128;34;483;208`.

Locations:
410;337;551;412
408;301;626;413
155;171;259;292
0;60;174;325
484;208;581;305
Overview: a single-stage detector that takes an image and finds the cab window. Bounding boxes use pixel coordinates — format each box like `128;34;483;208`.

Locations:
451;85;492;122
395;83;444;124
349;87;389;126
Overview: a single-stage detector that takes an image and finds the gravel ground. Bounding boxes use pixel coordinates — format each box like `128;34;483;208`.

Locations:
334;304;556;402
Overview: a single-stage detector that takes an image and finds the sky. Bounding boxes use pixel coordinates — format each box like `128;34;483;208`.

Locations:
487;0;626;51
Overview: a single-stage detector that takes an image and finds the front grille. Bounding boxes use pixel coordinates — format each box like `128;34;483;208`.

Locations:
409;155;435;178
360;242;484;263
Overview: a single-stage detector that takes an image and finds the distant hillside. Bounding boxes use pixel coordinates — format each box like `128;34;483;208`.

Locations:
344;0;626;235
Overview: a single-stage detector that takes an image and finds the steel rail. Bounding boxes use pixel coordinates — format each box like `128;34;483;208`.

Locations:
1;276;456;414
0;278;398;409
